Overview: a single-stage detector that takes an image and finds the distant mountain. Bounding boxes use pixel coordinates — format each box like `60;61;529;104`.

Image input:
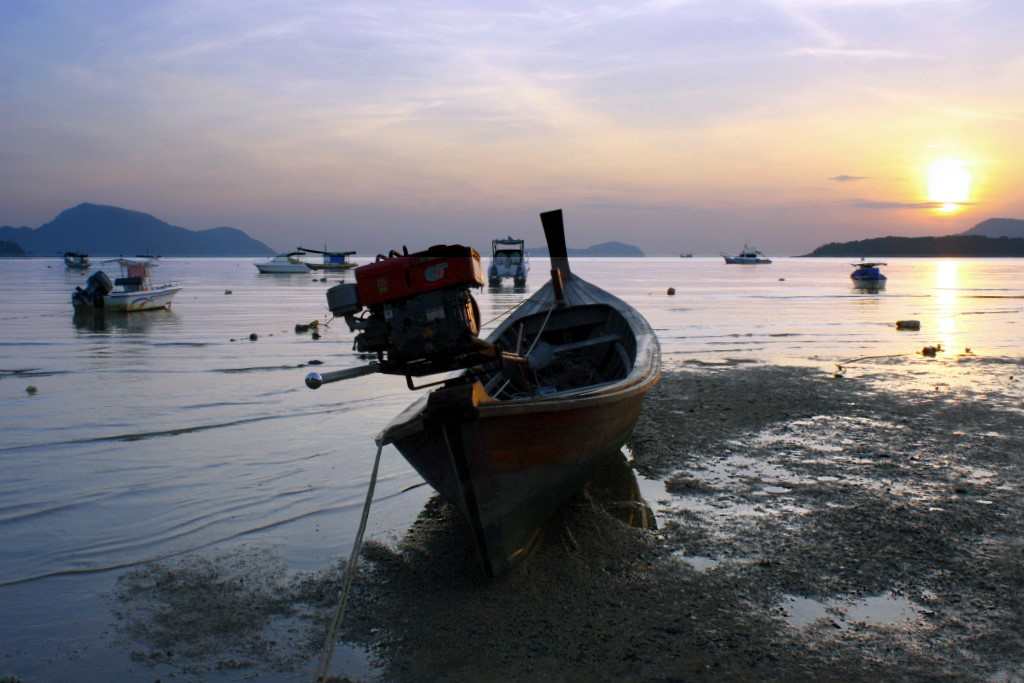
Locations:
527;241;645;257
0;203;275;256
963;218;1024;239
0;240;26;256
805;234;1024;257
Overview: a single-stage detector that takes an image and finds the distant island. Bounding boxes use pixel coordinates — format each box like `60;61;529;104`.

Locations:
963;217;1024;239
527;241;645;257
0;240;26;257
0;203;275;257
805;217;1024;257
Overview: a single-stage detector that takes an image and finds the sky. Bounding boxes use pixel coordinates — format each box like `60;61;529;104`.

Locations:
1;0;1022;255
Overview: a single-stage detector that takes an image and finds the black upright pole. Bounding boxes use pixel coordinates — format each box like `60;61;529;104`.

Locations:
540;209;571;276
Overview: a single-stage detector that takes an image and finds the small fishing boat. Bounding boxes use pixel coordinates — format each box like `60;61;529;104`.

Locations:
680;253;693;258
377;212;659;575
71;258;180;312
851;261;887;288
63;252;90;269
488;237;529;287
300;247;357;272
255;252;311;274
306;211;660;576
723;244;771;264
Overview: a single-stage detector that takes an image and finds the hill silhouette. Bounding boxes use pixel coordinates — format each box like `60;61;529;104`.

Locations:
805;234;1024;257
0;203;274;256
0;240;26;256
963;218;1024;239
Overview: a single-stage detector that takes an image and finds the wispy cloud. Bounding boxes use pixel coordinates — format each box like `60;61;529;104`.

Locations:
830;174;868;182
774;0;941;61
153;18;310;61
788;47;922;59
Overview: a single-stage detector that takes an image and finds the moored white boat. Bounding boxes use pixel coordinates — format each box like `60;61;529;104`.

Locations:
255;252;311;273
487;236;529;286
724;244;771;264
71;258;180;312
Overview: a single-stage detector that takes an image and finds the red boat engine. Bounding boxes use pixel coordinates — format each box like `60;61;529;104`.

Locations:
327;245;517;379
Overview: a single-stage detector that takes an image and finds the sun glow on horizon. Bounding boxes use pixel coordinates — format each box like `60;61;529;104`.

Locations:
927;159;972;214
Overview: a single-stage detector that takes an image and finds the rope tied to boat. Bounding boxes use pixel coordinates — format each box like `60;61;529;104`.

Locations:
313;441;384;683
494;302;556;398
479;298;529;330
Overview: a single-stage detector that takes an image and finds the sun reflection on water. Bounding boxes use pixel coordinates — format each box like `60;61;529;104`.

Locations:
934;260;960;353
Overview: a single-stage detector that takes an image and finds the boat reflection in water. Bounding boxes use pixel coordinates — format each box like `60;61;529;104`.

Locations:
72;308;177;334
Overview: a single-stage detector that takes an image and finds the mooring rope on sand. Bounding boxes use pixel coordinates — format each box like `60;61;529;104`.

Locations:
314;441;384;683
833;351;919;378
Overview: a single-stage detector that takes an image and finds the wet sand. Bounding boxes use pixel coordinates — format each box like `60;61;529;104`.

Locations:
110;363;1024;682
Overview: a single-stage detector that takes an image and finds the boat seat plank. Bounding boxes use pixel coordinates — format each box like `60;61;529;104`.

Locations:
545;333;622;355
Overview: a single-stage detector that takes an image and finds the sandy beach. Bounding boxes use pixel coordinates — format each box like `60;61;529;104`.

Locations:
108;359;1024;682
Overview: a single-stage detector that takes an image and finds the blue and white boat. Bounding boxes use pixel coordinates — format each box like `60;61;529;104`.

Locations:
300;246;356;272
851;261;887;287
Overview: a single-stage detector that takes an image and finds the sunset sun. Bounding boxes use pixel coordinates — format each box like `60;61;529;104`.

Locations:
927;159;972;213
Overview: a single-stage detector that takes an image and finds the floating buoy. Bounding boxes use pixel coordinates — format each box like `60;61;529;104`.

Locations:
224;289;232;295
896;320;921;331
249;333;258;341
666;287;676;296
25;385;37;395
230;338;237;342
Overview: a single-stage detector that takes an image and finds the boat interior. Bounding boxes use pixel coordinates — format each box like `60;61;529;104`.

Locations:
479;303;637;400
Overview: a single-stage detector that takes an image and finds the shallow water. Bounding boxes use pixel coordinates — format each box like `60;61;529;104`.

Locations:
783;592;924;630
0;255;1021;680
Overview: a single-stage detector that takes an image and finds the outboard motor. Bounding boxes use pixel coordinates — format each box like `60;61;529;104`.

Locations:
72;270;113;309
313;244;529;388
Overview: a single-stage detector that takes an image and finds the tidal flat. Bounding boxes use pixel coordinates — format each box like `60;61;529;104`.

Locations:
106;361;1024;682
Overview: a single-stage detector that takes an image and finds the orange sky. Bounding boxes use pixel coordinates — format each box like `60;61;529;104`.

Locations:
2;1;1022;253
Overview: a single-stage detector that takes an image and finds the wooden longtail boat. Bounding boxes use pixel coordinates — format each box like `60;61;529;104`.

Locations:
377;210;661;576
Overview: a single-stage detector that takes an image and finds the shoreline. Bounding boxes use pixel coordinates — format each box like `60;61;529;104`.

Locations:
106;362;1024;682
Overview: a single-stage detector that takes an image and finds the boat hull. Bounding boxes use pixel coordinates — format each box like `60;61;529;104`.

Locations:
724;256;771;264
381;270;661;576
488;261;529;287
255;263;310;273
74;286;181;312
307;263;355;271
391;375;652;576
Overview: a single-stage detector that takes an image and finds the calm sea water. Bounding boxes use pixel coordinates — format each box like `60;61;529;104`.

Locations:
1;256;1021;680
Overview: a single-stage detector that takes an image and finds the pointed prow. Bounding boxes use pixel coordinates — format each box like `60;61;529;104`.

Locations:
540;209;571;276
540;209;570;303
